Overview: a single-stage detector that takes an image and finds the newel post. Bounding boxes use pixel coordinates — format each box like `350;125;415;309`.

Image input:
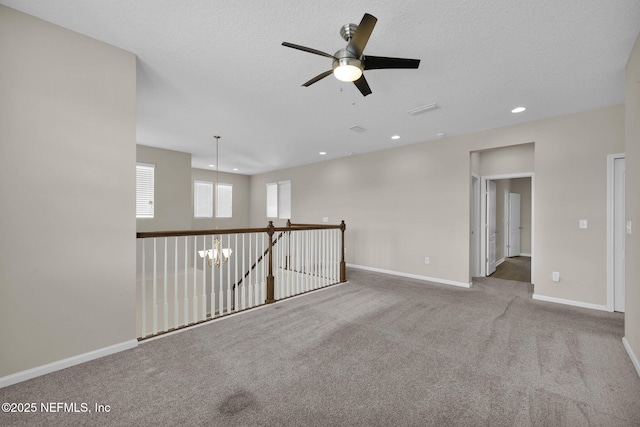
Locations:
266;221;276;303
340;220;346;282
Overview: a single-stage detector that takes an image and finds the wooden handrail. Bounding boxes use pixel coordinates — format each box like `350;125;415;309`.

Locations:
137;226;268;239
286;222;342;229
136;223;343;239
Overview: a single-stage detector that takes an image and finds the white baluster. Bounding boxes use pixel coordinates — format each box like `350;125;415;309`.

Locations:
255;232;259;305
323;229;328;283
141;239;146;338
226;234;232;314
234;234;239;312
332;229;336;282
163;238;169;331
248;233;253;308
261;233;266;303
152;238;158;335
200;236;208;320
286;232;291;297
174;236;179;329
296;230;301;295
305;230;310;293
193;236;198;323
184;236;188;326
214;236;220;318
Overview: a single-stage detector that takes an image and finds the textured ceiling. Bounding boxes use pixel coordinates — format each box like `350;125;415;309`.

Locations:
2;0;640;174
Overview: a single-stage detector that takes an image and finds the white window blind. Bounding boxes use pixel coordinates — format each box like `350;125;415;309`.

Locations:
136;163;155;218
266;183;278;218
266;180;291;219
216;183;233;218
194;181;213;218
278;180;291;219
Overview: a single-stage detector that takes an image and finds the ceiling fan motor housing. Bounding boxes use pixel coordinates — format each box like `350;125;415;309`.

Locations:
332;48;363;71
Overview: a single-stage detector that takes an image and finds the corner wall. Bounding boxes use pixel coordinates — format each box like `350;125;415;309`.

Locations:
624;31;640;375
0;6;137;379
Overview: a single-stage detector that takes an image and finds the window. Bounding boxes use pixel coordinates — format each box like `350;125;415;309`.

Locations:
136;163;155;218
194;181;213;218
216;183;233;218
266;180;291;219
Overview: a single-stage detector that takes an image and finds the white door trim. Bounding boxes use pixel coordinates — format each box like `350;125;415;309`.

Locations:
606;153;625;312
471;174;481;278
480;173;535;282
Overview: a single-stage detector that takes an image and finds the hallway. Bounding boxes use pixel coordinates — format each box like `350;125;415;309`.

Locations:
489;256;531;282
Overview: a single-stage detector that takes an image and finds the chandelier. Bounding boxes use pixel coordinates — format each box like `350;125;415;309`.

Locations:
198;135;232;267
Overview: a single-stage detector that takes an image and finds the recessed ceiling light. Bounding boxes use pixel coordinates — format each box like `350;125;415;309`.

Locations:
391;135;400;140
345;151;353;156
511;107;526;113
233;168;238;171
209;164;215;168
319;151;327;156
436;132;446;137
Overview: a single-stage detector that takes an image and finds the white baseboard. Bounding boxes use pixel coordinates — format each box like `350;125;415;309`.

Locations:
519;253;532;257
623;337;640;378
0;339;138;389
347;264;471;288
531;294;608;311
496;257;505;266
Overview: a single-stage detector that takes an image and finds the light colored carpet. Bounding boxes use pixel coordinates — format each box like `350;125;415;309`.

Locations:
1;268;639;426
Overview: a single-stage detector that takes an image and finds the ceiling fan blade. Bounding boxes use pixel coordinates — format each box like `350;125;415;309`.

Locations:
349;13;377;56
282;42;335;59
364;55;421;70
302;70;334;87
353;75;372;97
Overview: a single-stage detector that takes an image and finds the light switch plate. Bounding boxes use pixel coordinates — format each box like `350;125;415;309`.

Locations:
579;219;588;229
627;221;633;235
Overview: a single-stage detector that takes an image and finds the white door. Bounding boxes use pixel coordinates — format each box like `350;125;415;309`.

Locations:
508;193;521;257
614;157;625;312
486;181;497;275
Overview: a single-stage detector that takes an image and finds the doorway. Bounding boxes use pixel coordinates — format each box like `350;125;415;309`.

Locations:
479;173;534;283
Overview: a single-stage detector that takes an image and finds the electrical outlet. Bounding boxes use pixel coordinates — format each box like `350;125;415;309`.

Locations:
424;257;430;265
322;217;329;223
552;272;560;282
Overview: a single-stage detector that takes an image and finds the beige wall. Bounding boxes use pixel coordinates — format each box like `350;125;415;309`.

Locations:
624;32;640;371
478;143;535;176
0;6;136;377
191;168;251;229
250;105;624;303
137;145;192;232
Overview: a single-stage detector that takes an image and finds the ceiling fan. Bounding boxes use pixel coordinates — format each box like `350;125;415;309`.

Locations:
282;13;420;96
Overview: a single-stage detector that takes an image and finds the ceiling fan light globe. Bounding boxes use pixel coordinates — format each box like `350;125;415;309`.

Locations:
333;64;362;82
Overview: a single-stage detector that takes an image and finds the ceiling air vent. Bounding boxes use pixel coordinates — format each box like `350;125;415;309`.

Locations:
349;125;367;133
407;103;439;116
